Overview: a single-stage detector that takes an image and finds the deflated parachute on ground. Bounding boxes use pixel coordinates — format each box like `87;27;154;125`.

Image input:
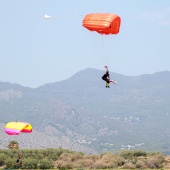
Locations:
82;13;121;35
5;122;32;135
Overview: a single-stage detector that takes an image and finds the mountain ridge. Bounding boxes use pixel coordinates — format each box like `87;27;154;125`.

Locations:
0;68;170;154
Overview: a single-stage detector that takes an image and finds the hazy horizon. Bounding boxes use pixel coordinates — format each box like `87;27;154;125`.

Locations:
0;0;170;88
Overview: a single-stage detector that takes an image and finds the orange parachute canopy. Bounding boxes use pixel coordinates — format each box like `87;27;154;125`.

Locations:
82;13;121;35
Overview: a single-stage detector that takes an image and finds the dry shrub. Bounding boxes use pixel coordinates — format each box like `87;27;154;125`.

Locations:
60;153;83;162
123;162;136;169
147;153;165;169
101;153;117;164
56;160;73;169
136;160;146;169
115;155;126;166
70;153;83;162
93;157;118;169
83;154;100;162
106;161;118;168
165;156;170;162
93;161;117;169
58;153;93;168
60;153;73;162
137;156;147;160
93;160;107;169
76;159;94;167
101;153;118;168
147;158;158;169
154;153;165;163
70;161;83;168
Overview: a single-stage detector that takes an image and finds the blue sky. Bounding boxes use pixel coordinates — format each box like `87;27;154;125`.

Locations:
0;0;170;88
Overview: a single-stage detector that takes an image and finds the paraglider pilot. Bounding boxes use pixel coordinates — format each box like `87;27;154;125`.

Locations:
16;152;22;167
102;66;117;88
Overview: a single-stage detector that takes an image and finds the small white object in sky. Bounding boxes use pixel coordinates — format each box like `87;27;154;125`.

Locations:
44;14;52;19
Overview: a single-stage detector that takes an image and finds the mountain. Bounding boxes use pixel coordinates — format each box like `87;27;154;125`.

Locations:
0;68;170;154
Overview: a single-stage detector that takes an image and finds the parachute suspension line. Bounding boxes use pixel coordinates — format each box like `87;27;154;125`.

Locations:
101;35;110;68
100;35;106;67
82;13;121;69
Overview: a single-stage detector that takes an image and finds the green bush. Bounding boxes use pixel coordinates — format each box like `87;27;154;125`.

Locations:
0;153;7;166
21;158;38;169
5;158;18;169
39;158;54;169
120;150;147;159
133;150;147;157
60;167;68;170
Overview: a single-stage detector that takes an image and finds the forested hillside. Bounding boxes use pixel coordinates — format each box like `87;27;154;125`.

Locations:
0;68;170;154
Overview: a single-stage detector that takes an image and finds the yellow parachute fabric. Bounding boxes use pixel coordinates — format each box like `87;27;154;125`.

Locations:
5;122;32;135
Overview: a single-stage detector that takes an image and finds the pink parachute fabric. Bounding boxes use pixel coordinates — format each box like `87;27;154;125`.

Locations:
5;122;32;135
